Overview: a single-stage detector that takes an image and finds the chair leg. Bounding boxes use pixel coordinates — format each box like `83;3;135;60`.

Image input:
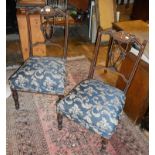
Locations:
56;95;64;130
100;137;108;152
57;113;63;130
56;95;64;104
11;89;19;110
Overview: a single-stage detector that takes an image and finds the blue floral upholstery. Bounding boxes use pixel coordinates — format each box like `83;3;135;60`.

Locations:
9;56;66;95
57;79;126;139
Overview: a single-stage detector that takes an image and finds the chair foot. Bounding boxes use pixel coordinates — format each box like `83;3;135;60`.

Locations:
56;95;64;104
57;113;63;130
11;89;19;110
100;137;108;152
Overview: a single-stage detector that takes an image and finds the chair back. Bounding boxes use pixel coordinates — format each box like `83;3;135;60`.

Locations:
88;27;147;94
25;6;68;60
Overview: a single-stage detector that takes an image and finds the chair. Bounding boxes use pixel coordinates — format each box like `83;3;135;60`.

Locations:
9;6;69;109
94;0;117;43
56;27;147;151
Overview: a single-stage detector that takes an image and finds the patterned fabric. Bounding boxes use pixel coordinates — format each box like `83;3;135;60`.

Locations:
57;79;126;139
9;56;66;95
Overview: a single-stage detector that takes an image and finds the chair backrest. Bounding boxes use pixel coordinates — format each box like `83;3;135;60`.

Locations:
88;27;147;94
25;6;68;60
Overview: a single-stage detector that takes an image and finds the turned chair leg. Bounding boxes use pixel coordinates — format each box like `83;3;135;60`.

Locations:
57;113;63;130
100;137;108;152
56;95;64;130
11;89;19;110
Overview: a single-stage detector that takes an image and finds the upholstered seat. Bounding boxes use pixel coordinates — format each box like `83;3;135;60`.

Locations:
9;56;66;95
57;79;125;139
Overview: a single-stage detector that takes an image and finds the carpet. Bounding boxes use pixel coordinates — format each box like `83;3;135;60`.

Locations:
6;56;149;155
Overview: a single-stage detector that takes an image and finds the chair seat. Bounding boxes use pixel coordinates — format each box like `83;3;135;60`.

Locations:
57;79;126;139
9;56;66;95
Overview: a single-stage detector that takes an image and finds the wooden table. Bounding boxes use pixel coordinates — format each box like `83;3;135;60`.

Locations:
113;20;149;124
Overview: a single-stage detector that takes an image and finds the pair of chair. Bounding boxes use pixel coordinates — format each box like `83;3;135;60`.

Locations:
9;7;147;151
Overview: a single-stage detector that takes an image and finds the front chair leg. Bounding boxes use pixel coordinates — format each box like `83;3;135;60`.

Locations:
11;89;19;110
56;95;64;130
57;113;63;130
100;137;108;152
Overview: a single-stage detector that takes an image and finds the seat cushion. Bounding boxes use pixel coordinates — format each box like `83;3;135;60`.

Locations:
57;79;126;139
9;56;66;95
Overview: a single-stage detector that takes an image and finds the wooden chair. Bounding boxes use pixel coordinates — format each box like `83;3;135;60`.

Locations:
96;0;117;42
9;6;68;109
56;27;147;151
97;0;116;29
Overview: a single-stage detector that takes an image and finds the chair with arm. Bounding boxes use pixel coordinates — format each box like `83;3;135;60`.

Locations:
9;6;69;109
56;27;147;151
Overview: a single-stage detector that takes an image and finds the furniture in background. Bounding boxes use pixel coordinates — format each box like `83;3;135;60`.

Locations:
16;0;89;60
130;0;149;21
68;0;89;11
47;0;68;9
91;0;116;43
17;0;45;5
17;0;89;10
89;0;116;42
97;0;116;29
56;28;147;151
113;20;149;124
9;7;69;109
16;7;46;60
16;0;67;60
